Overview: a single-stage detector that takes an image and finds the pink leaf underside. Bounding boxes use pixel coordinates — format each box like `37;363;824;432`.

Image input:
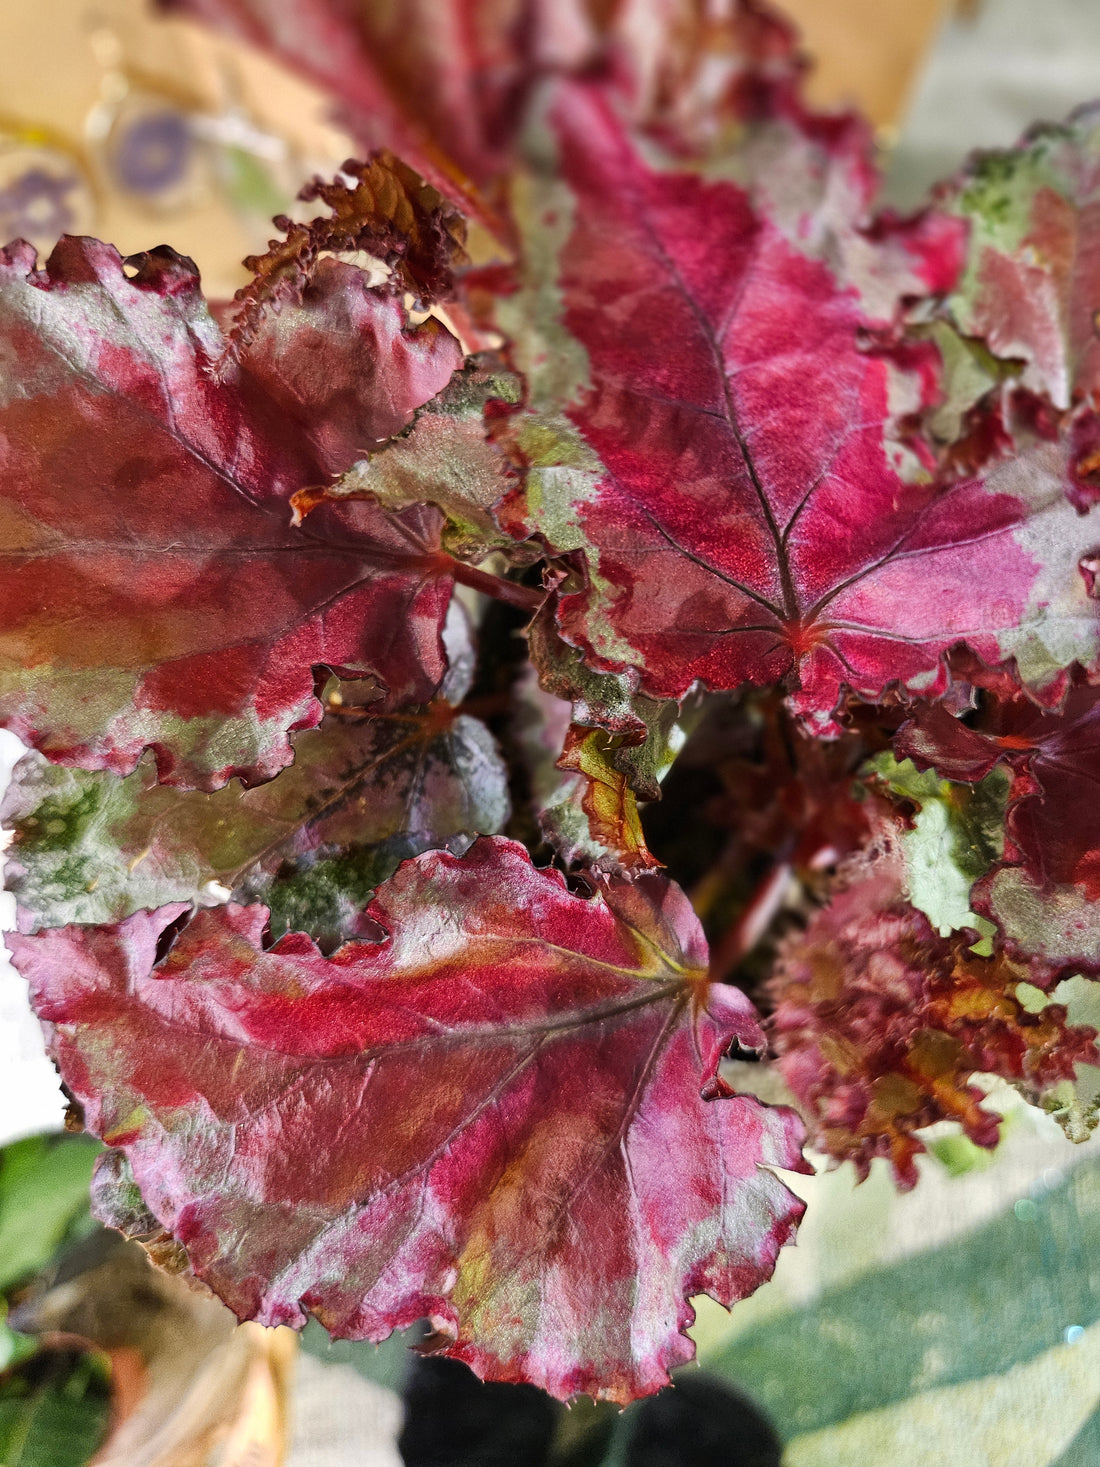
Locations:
9;837;807;1403
499;86;1052;714
0;238;463;788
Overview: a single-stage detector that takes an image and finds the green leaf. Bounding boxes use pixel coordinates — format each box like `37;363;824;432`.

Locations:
4;697;510;946
865;752;1009;945
0;1354;109;1467
0;1136;100;1295
705;1155;1100;1440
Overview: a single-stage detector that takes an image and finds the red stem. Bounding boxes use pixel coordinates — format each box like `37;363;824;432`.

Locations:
707;860;793;985
446;557;545;613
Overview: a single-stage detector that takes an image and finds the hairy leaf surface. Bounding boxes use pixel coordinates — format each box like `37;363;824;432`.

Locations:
0;239;462;787
769;857;1097;1187
9;838;807;1403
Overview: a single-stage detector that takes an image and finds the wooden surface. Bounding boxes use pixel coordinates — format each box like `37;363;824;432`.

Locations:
781;0;952;131
0;0;349;297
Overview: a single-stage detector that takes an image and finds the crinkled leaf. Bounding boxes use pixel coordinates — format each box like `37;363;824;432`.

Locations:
769;856;1097;1188
495;88;1098;716
3;694;509;946
942;103;1100;414
896;686;1100;978
1022;975;1100;1141
977;699;1100;978
0;239;463;788
231;151;468;353
9;838;807;1404
893;698;1018;782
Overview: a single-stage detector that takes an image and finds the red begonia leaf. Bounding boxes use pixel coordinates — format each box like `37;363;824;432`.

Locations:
495;88;1100;715
894;700;1017;783
162;0;577;222
898;685;1100;978
703;96;964;330
9;837;808;1403
769;854;1097;1188
0;238;463;788
941;103;1100;415
234;251;462;477
931;107;1100;502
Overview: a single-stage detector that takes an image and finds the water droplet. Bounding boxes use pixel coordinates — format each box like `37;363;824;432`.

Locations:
1065;1325;1085;1346
1014;1198;1039;1222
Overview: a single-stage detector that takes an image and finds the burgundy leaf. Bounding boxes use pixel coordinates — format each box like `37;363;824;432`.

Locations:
894;701;1014;783
897;685;1100;975
9;838;807;1403
769;855;1097;1188
0;239;462;787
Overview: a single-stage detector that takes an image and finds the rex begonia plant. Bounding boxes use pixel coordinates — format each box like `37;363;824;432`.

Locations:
4;0;1100;1404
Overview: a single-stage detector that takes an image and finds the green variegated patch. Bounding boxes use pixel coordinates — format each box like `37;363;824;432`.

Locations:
4;704;509;946
865;752;1009;944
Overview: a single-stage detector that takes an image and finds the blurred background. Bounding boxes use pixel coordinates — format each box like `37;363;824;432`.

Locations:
2;1;1100;1463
